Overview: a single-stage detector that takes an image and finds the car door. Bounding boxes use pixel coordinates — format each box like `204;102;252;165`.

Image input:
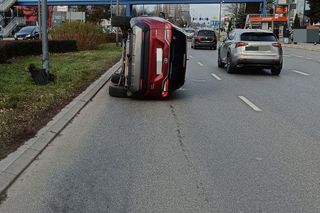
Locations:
220;31;235;63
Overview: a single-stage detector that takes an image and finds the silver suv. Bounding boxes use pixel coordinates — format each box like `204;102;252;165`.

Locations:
218;29;283;75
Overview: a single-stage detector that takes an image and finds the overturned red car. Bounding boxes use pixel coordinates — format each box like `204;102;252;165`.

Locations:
109;16;187;98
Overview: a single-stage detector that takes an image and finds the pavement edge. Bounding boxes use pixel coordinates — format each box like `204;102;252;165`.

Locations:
0;61;121;196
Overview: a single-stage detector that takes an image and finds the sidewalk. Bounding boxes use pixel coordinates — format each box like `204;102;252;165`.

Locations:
282;42;320;52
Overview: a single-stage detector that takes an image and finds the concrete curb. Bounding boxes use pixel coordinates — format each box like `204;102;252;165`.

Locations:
282;44;320;52
0;61;121;196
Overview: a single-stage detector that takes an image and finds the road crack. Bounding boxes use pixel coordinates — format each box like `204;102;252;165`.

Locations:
169;104;209;208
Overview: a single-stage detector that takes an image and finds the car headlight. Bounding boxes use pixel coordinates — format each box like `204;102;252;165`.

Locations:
25;34;31;38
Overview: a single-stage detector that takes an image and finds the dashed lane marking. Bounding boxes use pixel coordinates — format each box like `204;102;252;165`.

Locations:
291;70;310;76
238;96;262;112
210;73;222;81
198;62;204;66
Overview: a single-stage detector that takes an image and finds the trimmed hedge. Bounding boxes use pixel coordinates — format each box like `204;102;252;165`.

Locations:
105;33;117;43
50;22;105;50
0;40;78;63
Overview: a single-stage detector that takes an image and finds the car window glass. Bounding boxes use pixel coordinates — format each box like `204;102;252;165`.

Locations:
19;27;34;34
240;32;277;41
198;30;215;36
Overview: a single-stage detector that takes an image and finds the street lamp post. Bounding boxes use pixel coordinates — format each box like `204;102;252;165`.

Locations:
116;0;119;46
218;0;223;41
41;0;49;73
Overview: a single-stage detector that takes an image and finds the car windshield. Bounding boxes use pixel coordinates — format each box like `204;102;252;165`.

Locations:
18;27;35;34
198;30;215;36
240;32;277;41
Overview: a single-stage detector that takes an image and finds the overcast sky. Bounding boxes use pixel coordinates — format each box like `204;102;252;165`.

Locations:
190;4;222;19
141;4;225;20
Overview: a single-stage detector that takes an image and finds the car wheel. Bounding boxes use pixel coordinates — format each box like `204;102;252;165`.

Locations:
226;54;235;74
213;45;217;50
111;73;121;84
194;45;197;49
217;51;225;68
109;85;127;98
271;66;282;75
111;16;131;28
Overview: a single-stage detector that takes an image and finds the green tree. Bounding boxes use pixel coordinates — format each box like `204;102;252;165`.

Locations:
307;0;320;24
86;6;110;24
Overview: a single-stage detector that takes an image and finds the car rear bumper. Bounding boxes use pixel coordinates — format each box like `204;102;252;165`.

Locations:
233;55;282;68
195;41;216;47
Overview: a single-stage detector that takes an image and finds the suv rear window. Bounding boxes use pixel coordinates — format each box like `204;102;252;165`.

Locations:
240;32;277;41
198;30;215;37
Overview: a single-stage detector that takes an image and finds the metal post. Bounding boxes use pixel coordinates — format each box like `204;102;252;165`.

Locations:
116;0;119;47
262;0;267;16
37;0;41;39
41;0;49;73
125;4;132;17
303;0;306;26
218;0;222;41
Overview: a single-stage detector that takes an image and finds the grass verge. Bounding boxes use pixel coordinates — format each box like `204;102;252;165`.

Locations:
0;43;122;160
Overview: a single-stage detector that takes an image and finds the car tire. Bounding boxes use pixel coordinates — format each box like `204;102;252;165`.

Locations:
109;85;127;98
111;73;121;84
226;54;235;74
111;16;131;28
213;45;217;50
271;66;282;75
218;52;225;68
194;45;197;49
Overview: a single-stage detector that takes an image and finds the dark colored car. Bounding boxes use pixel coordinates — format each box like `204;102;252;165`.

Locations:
191;29;217;50
109;16;187;98
14;26;39;40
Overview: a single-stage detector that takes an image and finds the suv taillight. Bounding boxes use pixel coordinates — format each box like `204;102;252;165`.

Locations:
272;42;281;48
236;42;248;48
195;36;202;41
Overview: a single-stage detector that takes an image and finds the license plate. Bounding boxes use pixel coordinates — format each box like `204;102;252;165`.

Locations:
245;46;258;51
259;46;270;51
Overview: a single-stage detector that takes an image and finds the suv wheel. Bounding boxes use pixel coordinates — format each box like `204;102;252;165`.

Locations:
217;51;225;68
271;66;282;75
109;85;127;98
111;16;131;28
226;54;235;73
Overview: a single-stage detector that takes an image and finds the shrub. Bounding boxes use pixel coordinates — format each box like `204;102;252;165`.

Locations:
50;22;105;50
0;40;77;63
105;33;122;43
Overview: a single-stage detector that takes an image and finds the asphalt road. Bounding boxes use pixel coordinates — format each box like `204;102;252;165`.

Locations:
1;45;320;212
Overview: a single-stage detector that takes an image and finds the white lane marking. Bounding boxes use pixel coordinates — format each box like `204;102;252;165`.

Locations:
189;55;193;58
294;55;304;58
210;73;222;81
291;70;310;76
283;54;290;57
192;79;206;82
178;87;186;91
198;62;204;66
238;96;262;112
306;57;313;60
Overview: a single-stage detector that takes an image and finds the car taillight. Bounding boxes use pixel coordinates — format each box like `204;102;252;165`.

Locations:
236;42;248;48
272;42;281;48
195;36;202;41
162;78;169;98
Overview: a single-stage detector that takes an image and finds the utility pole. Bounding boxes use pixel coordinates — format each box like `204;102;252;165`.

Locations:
115;0;119;47
37;0;41;39
41;0;49;73
218;0;223;41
